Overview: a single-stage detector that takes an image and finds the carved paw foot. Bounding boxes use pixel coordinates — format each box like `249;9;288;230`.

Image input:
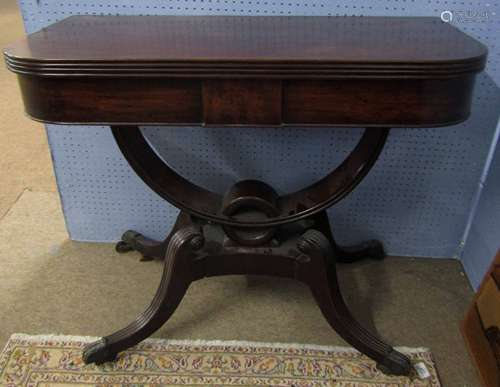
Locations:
360;240;385;260
115;230;141;252
115;230;155;261
376;350;411;376
82;338;117;365
335;239;386;263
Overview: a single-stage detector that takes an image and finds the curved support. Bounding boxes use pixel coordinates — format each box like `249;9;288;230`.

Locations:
297;230;411;376
111;126;389;227
279;128;388;219
112;126;221;215
83;227;204;364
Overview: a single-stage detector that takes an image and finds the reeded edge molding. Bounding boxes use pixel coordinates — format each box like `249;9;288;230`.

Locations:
4;52;487;79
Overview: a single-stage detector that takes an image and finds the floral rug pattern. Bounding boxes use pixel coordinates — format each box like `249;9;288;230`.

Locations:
0;334;441;386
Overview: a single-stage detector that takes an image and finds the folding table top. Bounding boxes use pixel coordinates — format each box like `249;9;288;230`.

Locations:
3;16;487;127
4;16;487;77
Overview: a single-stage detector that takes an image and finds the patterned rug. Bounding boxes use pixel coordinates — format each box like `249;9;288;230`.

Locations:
0;334;440;386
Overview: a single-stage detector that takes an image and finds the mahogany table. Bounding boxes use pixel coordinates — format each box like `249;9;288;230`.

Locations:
4;15;486;376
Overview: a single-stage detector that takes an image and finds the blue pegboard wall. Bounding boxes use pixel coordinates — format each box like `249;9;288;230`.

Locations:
461;119;500;289
18;1;500;261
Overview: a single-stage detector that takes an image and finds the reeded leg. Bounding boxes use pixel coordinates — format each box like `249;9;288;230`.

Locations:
115;212;192;261
297;230;410;376
83;226;204;364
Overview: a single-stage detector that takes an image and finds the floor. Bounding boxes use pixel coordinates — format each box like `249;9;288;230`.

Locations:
0;2;481;386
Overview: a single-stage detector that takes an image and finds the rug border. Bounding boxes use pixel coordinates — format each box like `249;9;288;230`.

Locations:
0;333;442;387
7;333;431;354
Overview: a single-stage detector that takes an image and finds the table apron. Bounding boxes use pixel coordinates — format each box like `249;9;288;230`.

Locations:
17;75;474;127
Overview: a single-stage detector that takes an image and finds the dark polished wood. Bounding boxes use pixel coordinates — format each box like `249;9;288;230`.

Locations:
5;15;486;127
283;76;475;127
101;127;406;373
4;15;487;376
83;226;204;364
4;16;486;70
203;79;282;126
17;76;203;125
111;125;389;227
90;211;409;375
15;75;476;127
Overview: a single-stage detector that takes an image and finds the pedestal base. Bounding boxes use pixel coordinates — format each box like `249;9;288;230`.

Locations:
83;127;410;375
83;210;410;376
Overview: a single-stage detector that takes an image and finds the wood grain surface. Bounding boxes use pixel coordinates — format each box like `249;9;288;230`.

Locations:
4;15;487;126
